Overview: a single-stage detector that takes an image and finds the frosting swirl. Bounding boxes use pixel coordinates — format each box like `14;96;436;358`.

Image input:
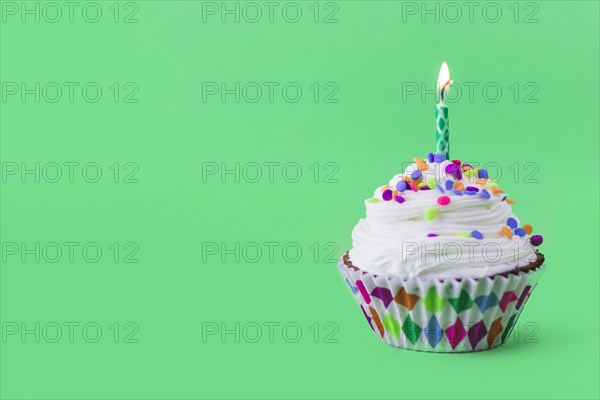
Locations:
348;157;540;279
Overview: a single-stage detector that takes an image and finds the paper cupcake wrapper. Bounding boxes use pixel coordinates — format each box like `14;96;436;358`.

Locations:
338;256;545;352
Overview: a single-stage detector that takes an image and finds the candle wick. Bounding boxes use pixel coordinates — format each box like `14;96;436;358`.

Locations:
440;80;453;101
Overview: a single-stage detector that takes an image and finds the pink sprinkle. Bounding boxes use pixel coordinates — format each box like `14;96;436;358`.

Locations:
410;182;418;192
437;196;451;206
451;159;461;166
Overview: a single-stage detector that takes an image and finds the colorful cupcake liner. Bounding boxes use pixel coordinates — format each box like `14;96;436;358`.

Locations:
338;256;545;352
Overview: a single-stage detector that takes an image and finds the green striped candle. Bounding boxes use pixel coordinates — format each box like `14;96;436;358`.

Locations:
435;62;451;159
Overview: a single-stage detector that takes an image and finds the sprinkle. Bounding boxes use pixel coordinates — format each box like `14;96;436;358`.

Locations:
410;182;418;192
382;189;393;201
434;154;446;162
514;228;526;237
501;226;513;239
435;183;445;194
445;164;459;174
457;231;471;237
410;170;422;180
395;195;405;204
478;169;489;179
421;186;431;190
417;163;429;171
451;189;463;196
506;217;518;229
427;233;439;237
426;177;436;189
471;230;484;240
451;159;461;166
444;180;454;190
402;176;412;182
523;224;533;234
427;152;434;163
456;169;463;180
417;182;428;189
530;235;544;246
380;184;390;192
475;178;487;185
396;180;408;192
506;199;516;204
501;196;507;201
462;164;473;171
465;190;477;195
466;186;479;192
485;182;498;188
367;198;379;203
437;196;451;205
480;189;491;199
464;169;476;178
452;181;464;191
491;187;504;195
413;157;425;164
424;208;437;221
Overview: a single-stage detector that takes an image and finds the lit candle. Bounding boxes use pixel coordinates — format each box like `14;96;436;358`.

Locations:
435;62;452;159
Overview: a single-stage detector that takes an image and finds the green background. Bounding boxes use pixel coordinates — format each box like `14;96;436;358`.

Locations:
1;1;599;399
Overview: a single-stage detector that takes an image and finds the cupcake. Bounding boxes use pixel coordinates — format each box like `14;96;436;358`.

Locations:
339;153;545;352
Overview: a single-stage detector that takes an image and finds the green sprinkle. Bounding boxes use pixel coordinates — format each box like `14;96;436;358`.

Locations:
424;208;437;221
464;169;476;178
485;183;498;188
456;231;471;237
427;177;436;189
417;182;428;189
367;198;379;203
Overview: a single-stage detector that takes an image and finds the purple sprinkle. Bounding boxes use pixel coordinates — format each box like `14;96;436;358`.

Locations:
420;186;431;190
464;190;477;195
434;154;446;162
456;170;463;180
478;169;489;179
382;189;393;201
410;170;422;180
427;233;439;237
435;183;445;194
394;195;405;203
427;152;435;163
444;180;454;190
480;189;491;199
396;180;408;192
451;188;463;196
466;186;479;192
471;230;484;240
530;235;544;246
445;164;459;174
462;164;472;169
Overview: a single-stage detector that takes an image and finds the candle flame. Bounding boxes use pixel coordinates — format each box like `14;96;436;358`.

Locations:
437;62;452;100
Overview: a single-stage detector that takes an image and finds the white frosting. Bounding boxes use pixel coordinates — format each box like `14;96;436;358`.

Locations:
348;160;538;280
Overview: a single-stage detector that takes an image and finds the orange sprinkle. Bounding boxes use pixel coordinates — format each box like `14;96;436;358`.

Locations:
412;178;422;185
475;178;487;185
380;185;390;192
501;226;513;239
403;176;412;183
462;165;473;171
417;163;429;171
506;199;516;204
393;190;398;197
452;181;464;191
491;187;504;194
413;157;425;164
523;224;533;234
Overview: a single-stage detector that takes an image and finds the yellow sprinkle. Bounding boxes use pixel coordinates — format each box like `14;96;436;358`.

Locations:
413;157;425;164
417;163;429;171
501;226;513;239
475;178;487;185
452;181;464;191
